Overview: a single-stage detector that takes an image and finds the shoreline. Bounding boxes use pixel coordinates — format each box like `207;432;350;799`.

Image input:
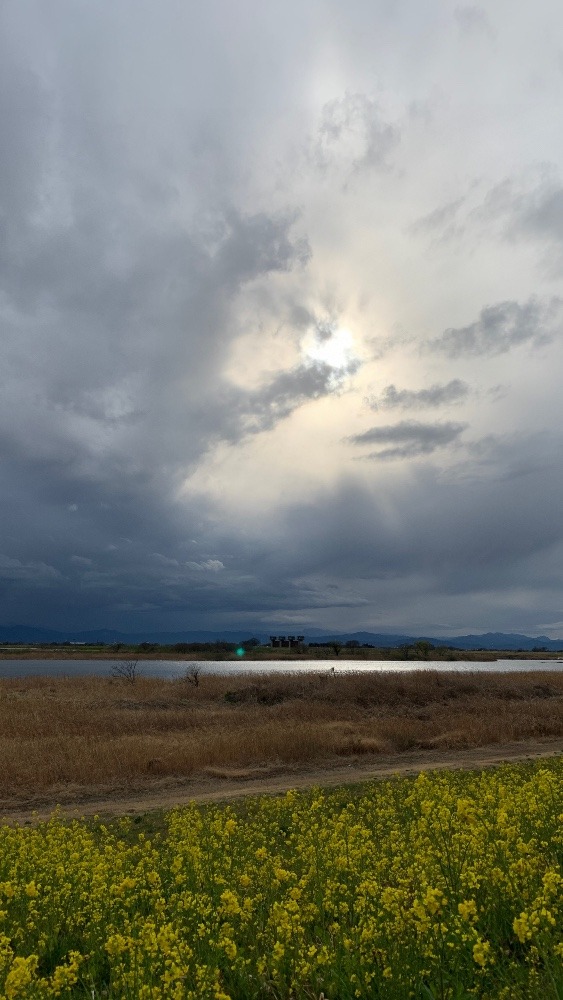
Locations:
1;649;562;661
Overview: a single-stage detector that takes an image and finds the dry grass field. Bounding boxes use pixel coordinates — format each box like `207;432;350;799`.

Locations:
0;668;562;802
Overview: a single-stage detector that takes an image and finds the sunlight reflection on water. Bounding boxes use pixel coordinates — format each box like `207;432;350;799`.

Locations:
0;658;561;679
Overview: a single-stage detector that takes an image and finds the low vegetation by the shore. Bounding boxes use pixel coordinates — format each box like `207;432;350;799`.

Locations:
1;640;562;659
0;670;562;800
0;759;561;998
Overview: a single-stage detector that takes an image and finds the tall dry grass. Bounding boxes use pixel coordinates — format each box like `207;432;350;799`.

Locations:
0;670;562;798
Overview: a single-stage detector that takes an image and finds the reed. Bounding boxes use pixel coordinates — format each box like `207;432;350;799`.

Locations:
0;669;561;798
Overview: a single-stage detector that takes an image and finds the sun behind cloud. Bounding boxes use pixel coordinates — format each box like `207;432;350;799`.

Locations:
300;324;359;372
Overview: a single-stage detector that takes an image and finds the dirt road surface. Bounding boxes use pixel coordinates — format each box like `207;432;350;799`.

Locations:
1;737;561;826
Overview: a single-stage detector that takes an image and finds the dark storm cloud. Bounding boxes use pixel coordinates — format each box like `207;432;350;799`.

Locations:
2;0;563;639
0;206;312;478
347;420;466;460
258;429;563;606
429;298;563;357
0;555;62;584
187;427;563;635
366;379;469;411
0;0;386;634
0;2;331;629
0;197;325;629
190;427;563;634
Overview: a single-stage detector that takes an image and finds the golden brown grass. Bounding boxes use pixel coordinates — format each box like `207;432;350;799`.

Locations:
0;669;562;799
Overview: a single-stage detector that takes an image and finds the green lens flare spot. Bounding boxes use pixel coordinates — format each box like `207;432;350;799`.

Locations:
236;647;245;657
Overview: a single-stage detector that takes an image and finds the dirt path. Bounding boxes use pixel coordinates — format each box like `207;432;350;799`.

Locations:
1;737;561;825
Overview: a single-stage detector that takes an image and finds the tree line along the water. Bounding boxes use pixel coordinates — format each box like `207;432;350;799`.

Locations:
0;638;507;660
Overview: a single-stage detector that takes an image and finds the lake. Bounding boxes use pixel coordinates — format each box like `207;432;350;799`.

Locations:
0;658;561;679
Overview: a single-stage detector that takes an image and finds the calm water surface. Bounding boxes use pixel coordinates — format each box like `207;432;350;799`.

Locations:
0;658;561;679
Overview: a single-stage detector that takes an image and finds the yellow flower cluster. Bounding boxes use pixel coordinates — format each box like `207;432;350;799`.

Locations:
0;759;560;998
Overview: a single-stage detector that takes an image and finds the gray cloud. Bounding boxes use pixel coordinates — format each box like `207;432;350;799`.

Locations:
367;379;469;410
313;91;399;176
413;172;563;254
454;5;495;39
31;426;563;633
410;197;467;242
302;434;560;572
228;360;359;439
0;204;312;474
2;0;563;639
520;186;563;243
233;427;563;633
485;176;563;250
347;420;467;460
0;45;48;235
429;298;563;357
447;173;563;272
0;555;62;584
0;1;372;634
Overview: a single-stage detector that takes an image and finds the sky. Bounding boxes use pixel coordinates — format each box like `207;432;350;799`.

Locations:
2;1;563;638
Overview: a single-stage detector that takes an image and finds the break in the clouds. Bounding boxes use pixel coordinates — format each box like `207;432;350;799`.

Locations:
2;0;563;639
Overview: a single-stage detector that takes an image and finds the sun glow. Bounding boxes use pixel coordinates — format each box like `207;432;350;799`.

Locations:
301;325;358;371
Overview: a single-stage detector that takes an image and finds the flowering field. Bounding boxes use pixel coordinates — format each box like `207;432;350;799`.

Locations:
0;760;561;999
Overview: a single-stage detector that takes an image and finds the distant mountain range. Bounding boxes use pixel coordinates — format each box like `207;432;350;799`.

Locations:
1;624;563;651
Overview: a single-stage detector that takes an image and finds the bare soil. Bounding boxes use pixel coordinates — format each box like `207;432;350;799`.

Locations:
2;737;561;825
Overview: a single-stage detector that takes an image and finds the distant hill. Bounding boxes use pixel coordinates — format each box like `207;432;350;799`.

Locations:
1;624;563;651
308;631;563;651
0;625;272;645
